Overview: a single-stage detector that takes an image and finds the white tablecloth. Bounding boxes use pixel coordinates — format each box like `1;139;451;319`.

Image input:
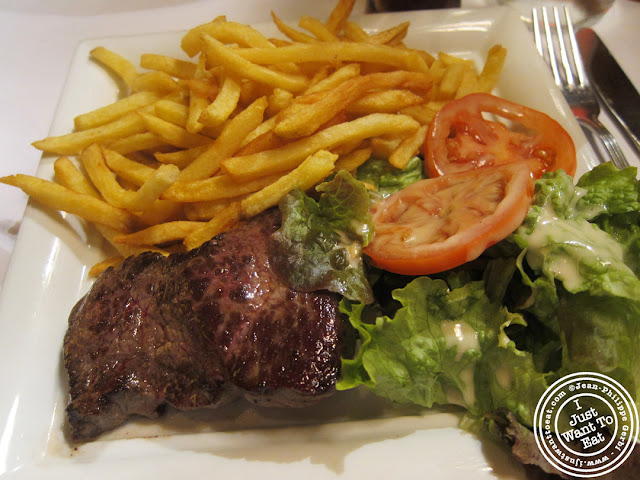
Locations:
0;0;638;291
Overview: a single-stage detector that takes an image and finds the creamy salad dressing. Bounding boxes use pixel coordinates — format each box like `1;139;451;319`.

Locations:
444;368;476;407
524;201;629;291
440;321;479;360
495;365;513;390
441;321;479;406
335;230;363;270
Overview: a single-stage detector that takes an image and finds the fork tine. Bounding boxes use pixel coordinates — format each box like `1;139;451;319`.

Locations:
541;6;562;87
532;7;543;56
564;6;587;87
554;6;575;86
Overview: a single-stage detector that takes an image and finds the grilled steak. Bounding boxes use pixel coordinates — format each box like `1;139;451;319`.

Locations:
63;209;348;442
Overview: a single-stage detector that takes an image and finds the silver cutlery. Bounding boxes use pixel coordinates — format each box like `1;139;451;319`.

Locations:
576;27;640;159
532;5;629;169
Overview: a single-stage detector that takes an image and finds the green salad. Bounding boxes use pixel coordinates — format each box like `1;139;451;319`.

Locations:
272;159;640;473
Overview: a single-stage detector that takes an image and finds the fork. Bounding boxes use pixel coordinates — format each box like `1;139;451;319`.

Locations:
532;5;628;169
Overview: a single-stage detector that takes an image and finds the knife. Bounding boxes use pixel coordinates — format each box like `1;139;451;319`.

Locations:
576;28;640;158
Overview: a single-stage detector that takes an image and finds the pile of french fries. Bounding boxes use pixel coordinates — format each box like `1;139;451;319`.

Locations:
0;0;506;276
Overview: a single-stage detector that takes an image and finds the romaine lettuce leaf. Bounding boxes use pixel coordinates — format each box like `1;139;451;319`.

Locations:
337;277;548;427
513;164;640;403
576;162;640;215
596;212;640;276
516;166;640;300
272;170;374;303
557;292;640;386
577;163;640;276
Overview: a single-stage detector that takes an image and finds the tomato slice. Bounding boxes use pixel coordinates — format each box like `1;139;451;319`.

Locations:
364;162;534;276
424;93;576;178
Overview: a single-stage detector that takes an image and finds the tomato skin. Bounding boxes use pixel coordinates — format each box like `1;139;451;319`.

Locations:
364;162;534;276
424;93;576;178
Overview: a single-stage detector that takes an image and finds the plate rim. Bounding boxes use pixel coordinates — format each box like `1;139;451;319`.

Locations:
0;7;589;479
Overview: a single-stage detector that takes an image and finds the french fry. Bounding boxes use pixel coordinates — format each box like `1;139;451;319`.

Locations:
346;89;425;115
114;220;204;246
240;149;337;218
329;136;362;157
437;63;466;100
88;256;124;277
429;59;447;93
272;12;319;43
138;112;210;148
128;164;180;212
398;104;434;125
154;95;222;138
32;112;146;155
306;64;332;89
181;20;274;57
334;147;372;173
185;77;219;102
239;115;278;148
179;96;268;181
155;145;208;169
201;35;310;92
299;16;340;42
183;202;243;250
107;132;165;154
103;148;156;186
131;71;181;95
478;44;507;93
94;224;168;258
74;91;159;131
188;93;210;135
140;54;198;79
198;75;241;127
80;144;135;208
367;22;410;45
184;53;210;134
325;0;356;34
342;21;369;42
454;67;480;99
268;38;293;47
235;130;289;156
223;113;420;179
438;51;474;68
304;63;360;94
136;200;183;226
164;173;282;202
123;151;159;167
0;174;137;232
183;195;248;221
274;71;431;138
153;99;190;126
234;42;430;73
53;156;100;198
370;136;402;158
82;144;179;221
388;124;428;169
237;76;273;104
267;88;294;116
90;47;138;88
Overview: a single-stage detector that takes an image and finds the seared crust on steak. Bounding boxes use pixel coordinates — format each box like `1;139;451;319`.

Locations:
64;210;346;441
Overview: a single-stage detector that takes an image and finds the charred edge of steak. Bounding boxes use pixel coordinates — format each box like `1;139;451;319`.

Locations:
63;209;348;442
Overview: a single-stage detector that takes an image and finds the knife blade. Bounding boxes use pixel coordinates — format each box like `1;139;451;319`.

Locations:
576;28;640;158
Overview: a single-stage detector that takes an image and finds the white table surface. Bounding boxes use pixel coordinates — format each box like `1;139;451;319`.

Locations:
0;0;639;292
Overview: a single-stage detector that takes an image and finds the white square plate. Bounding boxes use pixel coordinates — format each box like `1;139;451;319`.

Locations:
0;6;593;479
